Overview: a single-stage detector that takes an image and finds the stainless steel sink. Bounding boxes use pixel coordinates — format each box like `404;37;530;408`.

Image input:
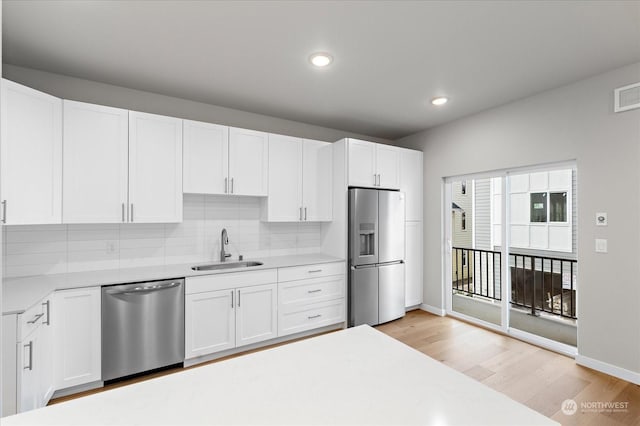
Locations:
191;261;263;271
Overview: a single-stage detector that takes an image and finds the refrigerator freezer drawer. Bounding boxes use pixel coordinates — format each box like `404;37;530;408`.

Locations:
378;262;406;323
349;266;379;326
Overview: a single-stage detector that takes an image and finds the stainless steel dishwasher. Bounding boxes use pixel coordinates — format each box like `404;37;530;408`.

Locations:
102;279;184;382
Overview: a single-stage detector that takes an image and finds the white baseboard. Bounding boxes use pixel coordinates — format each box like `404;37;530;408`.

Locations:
576;354;640;385
419;303;445;316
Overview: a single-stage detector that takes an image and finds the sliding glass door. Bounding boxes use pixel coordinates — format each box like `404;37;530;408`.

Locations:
445;164;577;349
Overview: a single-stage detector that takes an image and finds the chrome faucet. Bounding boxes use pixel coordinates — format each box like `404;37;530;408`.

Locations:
220;228;232;262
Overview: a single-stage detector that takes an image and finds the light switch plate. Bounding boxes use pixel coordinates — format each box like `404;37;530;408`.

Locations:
596;212;607;226
595;239;608;253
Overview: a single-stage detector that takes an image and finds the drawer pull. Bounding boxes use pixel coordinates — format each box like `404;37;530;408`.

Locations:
308;289;322;294
308;314;322;320
308;269;323;273
27;313;44;324
24;341;33;371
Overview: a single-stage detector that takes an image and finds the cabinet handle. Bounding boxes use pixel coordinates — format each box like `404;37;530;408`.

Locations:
1;200;6;223
308;289;322;294
42;300;50;326
122;203;125;222
24;341;33;371
27;313;44;324
237;290;241;307
373;174;377;186
304;207;307;221
225;177;228;194
230;178;234;194
231;290;234;308
130;204;134;222
299;207;303;221
308;314;322;320
308;269;322;273
377;174;381;186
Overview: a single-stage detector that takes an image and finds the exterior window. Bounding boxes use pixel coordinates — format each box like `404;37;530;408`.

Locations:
549;192;567;222
530;192;547;222
461;212;466;230
461;181;467;195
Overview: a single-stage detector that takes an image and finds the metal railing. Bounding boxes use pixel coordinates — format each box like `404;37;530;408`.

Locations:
452;247;578;319
452;248;501;301
509;253;577;319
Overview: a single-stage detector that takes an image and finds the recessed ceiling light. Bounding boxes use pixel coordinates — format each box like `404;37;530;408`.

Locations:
431;97;448;106
309;52;333;67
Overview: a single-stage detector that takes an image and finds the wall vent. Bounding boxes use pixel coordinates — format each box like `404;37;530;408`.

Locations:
614;82;640;113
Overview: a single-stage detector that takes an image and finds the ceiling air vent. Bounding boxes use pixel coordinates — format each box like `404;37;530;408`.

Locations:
614;82;640;113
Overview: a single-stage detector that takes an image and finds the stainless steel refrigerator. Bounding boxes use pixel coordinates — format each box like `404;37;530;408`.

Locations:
349;188;405;327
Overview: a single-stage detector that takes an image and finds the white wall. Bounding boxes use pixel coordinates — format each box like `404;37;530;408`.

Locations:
3;195;322;277
2;64;391;145
397;62;640;377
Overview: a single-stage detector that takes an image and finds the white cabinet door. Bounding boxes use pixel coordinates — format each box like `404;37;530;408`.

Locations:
185;290;235;359
53;287;101;391
348;139;376;188
266;134;302;221
400;148;423;222
183;120;229;195
236;283;277;347
405;221;423;308
1;79;62;224
38;298;55;405
63;100;129;223
18;329;40;413
128;111;183;223
376;144;401;190
228;127;268;196
302;139;333;221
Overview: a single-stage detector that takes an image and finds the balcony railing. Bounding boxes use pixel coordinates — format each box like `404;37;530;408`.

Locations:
452;247;578;319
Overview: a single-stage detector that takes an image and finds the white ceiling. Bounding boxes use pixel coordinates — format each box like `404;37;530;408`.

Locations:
3;1;640;140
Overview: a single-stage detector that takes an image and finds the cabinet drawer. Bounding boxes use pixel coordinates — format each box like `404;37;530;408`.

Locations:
186;269;277;295
278;262;345;283
19;300;46;341
278;299;344;337
279;276;345;308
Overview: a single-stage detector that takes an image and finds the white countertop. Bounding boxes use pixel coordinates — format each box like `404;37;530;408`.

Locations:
2;253;344;315
2;325;557;426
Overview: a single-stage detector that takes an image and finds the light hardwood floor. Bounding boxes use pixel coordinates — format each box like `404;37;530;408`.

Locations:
51;310;639;425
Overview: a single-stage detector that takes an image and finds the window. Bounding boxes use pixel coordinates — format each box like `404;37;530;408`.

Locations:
461;212;466;230
461;181;467;195
549;192;567;222
530;191;568;223
530;192;547;222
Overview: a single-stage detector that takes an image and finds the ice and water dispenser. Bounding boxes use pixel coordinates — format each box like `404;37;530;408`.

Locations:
359;223;376;257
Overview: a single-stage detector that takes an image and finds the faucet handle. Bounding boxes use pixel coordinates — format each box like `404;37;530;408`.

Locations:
238;255;243;261
225;253;232;258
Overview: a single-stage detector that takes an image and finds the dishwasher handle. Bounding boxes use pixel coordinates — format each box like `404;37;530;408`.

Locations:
105;281;182;295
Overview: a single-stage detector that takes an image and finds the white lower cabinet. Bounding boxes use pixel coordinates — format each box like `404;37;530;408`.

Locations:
405;221;423;307
277;262;346;337
185;270;278;360
1;295;54;416
53;287;101;391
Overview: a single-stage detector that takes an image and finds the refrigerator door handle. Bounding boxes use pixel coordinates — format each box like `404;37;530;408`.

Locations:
376;260;404;267
351;264;377;270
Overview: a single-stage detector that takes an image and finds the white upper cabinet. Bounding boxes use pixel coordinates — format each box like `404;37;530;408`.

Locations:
228;127;268;196
302;139;333;222
183;120;229;194
128;111;183;223
348;139;400;189
63;101;129;223
400;148;423;222
266;134;303;221
1;79;62;224
375;143;401;189
265;136;332;222
348;139;377;188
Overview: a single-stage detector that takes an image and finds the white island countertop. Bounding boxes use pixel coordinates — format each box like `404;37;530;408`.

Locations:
2;325;557;426
3;253;344;315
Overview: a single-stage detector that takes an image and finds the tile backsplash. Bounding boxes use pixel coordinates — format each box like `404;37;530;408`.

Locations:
3;194;323;278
